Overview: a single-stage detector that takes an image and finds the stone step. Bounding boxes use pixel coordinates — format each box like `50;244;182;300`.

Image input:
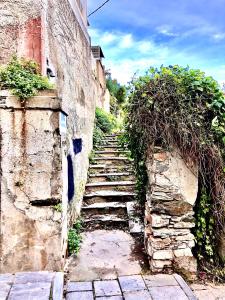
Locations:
88;173;135;183
83;201;127;209
89;165;133;174
84;194;135;206
83;214;128;228
86;181;135;187
95;150;130;158
82;202;127;218
92;157;132;167
85;181;135;193
84;190;136;199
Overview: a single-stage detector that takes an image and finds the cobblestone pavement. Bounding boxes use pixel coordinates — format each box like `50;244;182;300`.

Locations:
0;271;63;300
191;283;225;300
66;274;197;300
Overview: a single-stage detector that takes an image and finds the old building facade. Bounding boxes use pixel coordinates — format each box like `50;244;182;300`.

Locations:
0;0;105;272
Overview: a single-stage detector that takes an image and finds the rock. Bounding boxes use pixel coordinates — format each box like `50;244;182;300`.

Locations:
153;250;173;260
174;248;193;257
151;214;170;228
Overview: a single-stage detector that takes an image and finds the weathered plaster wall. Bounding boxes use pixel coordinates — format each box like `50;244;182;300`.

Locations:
145;148;198;279
45;0;96;224
0;0;101;272
0;92;64;273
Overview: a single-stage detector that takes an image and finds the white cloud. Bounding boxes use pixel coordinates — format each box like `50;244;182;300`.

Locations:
157;25;179;37
213;33;225;41
138;41;154;54
101;32;117;44
88;27;224;85
120;34;134;49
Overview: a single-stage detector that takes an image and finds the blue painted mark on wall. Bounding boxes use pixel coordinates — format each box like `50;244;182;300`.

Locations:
73;138;82;155
67;154;74;202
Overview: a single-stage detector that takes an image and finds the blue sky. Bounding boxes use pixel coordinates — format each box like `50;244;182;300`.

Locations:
88;0;225;85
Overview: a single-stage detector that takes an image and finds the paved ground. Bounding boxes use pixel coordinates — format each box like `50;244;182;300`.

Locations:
65;274;197;300
0;271;63;300
191;283;225;299
67;230;146;281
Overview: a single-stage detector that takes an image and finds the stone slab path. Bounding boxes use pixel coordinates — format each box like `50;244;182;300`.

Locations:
0;271;63;300
65;274;197;300
191;283;225;299
66;230;145;282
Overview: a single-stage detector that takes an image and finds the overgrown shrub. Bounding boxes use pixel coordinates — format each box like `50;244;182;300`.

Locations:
95;107;116;133
93;107;116;148
0;56;52;100
125;65;225;267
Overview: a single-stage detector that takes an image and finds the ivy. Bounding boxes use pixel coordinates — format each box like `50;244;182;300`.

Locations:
0;56;52;101
124;65;225;266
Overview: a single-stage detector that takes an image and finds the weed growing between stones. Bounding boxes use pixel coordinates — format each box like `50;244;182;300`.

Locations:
68;219;83;255
0;56;53;101
123;65;225;275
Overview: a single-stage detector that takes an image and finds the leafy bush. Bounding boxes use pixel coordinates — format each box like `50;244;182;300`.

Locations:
68;220;83;255
125;65;225;265
95;107;115;133
0;56;52;100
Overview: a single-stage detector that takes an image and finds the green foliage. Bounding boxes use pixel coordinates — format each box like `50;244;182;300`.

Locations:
195;188;215;261
95;107;116;134
93;107;117;148
0;56;52;100
107;78;126;115
93;126;105;148
53;203;62;213
68;220;83;255
125;65;225;264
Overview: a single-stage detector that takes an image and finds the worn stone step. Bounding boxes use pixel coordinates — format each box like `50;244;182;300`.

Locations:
84;194;135;206
82;203;127;218
95;150;130;158
89;165;133;174
83;214;128;224
83;201;127;209
84;190;136;199
85;181;135;193
88;173;135;183
92;157;132;166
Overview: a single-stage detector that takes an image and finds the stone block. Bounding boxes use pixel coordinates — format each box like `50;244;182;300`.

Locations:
150;259;172;270
8;282;51;300
118;275;146;292
0;283;11;300
174;248;193;257
66;291;94;300
67;281;92;292
152;250;173;260
148;286;188;300
124;290;152;300
94;280;121;297
143;274;178;287
151;214;170;228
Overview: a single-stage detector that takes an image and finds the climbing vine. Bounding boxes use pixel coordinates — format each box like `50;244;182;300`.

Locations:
124;65;225;268
0;56;52;100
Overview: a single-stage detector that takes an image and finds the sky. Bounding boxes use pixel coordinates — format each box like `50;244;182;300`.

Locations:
87;0;225;85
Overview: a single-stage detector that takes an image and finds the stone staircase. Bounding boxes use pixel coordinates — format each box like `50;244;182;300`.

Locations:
82;133;143;233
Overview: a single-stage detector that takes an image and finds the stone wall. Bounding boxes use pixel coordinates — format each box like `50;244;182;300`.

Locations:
0;91;65;273
145;148;198;279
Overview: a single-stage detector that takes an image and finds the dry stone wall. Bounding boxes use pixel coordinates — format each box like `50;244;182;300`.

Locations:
145;148;198;279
